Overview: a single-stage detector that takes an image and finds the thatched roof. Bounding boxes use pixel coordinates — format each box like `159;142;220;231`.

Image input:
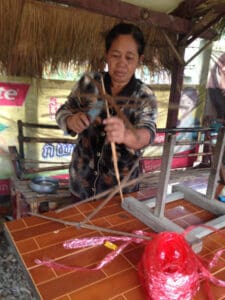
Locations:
0;0;224;77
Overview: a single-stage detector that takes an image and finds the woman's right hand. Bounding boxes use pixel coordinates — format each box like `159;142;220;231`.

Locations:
66;112;90;133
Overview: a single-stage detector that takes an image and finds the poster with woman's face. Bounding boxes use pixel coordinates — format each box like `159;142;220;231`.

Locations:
205;52;225;120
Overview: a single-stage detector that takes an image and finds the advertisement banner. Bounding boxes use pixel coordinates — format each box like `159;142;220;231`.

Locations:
0;82;30;106
0;178;10;196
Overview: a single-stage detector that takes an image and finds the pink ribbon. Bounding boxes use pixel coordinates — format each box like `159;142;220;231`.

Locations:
35;230;153;271
35;225;225;299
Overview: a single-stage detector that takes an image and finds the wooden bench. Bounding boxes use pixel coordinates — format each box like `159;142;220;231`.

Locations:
8;121;225;218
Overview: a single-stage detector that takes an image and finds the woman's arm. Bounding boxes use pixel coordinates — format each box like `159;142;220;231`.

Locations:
55;72;100;135
103;117;151;150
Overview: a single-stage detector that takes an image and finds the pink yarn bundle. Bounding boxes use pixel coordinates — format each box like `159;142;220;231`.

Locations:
139;232;200;300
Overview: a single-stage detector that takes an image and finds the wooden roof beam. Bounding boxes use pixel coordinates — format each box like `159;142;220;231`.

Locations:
42;0;217;40
183;11;223;46
172;0;207;17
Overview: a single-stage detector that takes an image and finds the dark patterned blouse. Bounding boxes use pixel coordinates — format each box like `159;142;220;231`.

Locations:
56;72;157;200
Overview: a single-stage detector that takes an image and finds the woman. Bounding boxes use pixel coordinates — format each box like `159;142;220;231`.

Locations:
174;87;200;167
56;22;157;200
177;87;200;144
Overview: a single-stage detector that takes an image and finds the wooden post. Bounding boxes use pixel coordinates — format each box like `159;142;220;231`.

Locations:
17;120;25;159
154;133;176;217
206;127;225;199
166;43;185;129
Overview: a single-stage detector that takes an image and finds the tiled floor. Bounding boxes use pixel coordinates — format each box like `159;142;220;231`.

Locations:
3;180;225;300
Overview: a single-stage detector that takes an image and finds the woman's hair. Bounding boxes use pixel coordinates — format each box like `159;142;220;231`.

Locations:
105;22;145;56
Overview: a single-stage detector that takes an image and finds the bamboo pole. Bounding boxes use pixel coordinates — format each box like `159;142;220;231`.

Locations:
100;76;124;203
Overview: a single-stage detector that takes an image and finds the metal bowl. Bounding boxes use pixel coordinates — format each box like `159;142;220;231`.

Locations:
29;176;59;194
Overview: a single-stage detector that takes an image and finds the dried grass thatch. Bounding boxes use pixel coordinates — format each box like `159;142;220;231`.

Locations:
0;0;25;72
196;0;225;36
0;0;224;77
0;0;177;77
174;0;225;35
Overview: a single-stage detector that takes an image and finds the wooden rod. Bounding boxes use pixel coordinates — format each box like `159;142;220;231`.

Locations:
162;31;185;66
100;76;124;202
29;212;151;241
18;120;60;129
21;136;76;144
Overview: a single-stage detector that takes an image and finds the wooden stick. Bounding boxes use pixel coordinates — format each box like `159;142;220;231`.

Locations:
24;159;69;165
56;158;141;217
162;30;185;65
69;159;140;226
24;165;69;173
100;76;124;202
28;212;151;241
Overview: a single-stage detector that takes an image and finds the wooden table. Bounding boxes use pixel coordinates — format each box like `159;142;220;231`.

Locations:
10;177;72;219
4;187;225;300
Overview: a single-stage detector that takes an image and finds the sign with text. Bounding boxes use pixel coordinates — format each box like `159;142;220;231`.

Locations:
0;179;10;196
0;82;30;106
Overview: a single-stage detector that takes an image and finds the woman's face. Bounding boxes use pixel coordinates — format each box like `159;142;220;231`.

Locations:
179;94;195;119
106;34;142;87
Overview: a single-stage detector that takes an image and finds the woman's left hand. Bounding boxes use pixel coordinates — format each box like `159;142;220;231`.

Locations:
103;117;125;144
